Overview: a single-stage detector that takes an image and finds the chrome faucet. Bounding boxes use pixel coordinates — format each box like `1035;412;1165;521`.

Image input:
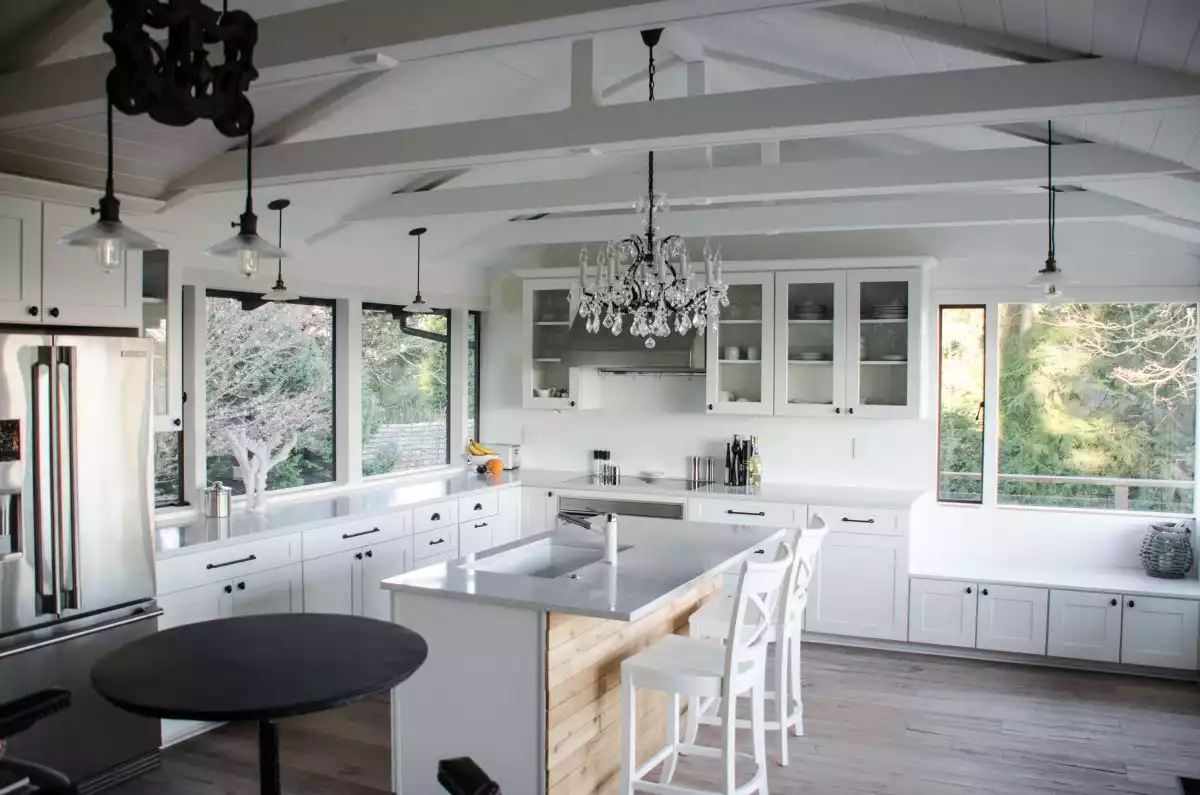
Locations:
557;509;620;565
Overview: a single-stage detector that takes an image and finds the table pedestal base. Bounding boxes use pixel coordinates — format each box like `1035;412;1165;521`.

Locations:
259;719;280;795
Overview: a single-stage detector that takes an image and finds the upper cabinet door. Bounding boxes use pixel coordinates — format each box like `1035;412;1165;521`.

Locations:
0;196;43;323
774;270;846;418
143;251;182;432
705;272;774;415
522;279;576;410
845;269;922;419
41;203;141;328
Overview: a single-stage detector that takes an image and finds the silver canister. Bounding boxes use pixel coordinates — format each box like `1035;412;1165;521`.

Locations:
203;481;231;518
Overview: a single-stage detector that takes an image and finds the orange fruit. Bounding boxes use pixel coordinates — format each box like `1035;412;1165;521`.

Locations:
487;458;504;474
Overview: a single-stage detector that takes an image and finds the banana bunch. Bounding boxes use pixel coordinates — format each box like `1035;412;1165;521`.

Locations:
467;440;496;456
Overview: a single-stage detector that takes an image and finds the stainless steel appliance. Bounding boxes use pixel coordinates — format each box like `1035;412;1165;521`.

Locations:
490;443;521;470
0;333;160;794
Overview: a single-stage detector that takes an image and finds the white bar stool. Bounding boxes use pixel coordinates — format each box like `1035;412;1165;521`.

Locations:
619;546;793;795
688;519;827;766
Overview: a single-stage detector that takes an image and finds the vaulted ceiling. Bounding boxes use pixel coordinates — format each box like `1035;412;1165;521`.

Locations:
1;0;1199;301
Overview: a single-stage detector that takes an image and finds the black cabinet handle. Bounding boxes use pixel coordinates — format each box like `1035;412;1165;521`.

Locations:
981;588;989;596
753;548;766;554
841;517;876;524
847;407;854;415
1128;599;1135;608
342;527;380;540
48;307;59;318
966;586;972;594
223;584;232;594
707;403;713;410
474;522;488;528
206;554;256;570
569;400;576;407
726;509;766;517
365;550;373;558
355;552;363;560
431;512;441;521
474;503;483;511
237;581;245;591
547;491;553;497
834;407;841;414
429;538;445;546
1110;598;1118;606
173;418;182;427
26;306;37;317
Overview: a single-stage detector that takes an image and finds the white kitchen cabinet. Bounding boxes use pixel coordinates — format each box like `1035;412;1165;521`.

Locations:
975;584;1048;655
706;272;774;416
0;195;42;323
908;578;977;648
1121;595;1200;669
303;548;359;616
805;533;908;641
40;202;142;328
774;270;846;418
361;537;411;622
845;269;923;419
1046;589;1122;663
230;563;304;617
493;488;521;547
459;519;493;557
521;488;559;536
522;279;599;410
143;250;182;431
157;582;230;747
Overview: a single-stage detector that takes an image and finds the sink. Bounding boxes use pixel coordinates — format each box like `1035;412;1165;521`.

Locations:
464;539;629;579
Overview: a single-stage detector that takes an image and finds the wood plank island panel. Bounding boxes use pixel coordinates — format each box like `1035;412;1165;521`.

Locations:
546;578;720;795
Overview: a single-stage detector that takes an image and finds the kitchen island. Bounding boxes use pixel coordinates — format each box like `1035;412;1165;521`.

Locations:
382;516;784;795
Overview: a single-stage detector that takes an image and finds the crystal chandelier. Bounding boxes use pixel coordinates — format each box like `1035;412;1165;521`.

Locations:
572;28;728;349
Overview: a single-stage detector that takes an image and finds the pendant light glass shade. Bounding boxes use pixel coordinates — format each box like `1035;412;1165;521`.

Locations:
206;127;285;277
406;227;434;314
59;102;159;272
261;274;298;302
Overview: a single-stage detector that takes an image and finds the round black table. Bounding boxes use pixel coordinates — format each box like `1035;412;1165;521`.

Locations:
91;614;427;795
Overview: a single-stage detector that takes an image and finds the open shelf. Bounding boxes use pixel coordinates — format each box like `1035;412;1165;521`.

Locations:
788;319;832;325
718;359;763;364
718;319;763;325
533;357;563;363
789;359;833;365
861;360;908;366
860;318;908;324
533;321;570;326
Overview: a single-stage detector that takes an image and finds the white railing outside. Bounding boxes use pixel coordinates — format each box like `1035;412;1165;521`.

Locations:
940;471;1194;511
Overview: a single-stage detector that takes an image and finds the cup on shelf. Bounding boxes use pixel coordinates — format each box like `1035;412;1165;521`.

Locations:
723;345;740;361
533;388;551;398
719;390;735;402
745;346;760;361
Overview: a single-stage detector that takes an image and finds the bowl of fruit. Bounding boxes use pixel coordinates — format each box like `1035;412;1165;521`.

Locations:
467;441;502;473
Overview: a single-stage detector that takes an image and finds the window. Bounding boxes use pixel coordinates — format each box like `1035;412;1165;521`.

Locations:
937;306;986;504
205;292;336;494
997;303;1195;513
468;311;481;442
154;431;183;507
361;305;450;476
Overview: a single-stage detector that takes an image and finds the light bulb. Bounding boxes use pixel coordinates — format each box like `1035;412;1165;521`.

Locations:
97;238;124;273
238;249;259;278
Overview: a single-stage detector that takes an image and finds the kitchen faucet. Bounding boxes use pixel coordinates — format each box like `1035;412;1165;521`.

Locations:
557;509;620;565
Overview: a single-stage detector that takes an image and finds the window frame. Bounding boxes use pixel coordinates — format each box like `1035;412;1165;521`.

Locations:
360;303;454;479
936;304;988;506
202;288;339;496
469;310;482;442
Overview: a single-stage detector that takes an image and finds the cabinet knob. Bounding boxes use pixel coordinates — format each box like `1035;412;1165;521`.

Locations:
569;400;576;407
26;306;37;317
981;588;989;596
1128;599;1135;608
474;503;483;511
173;418;182;427
224;584;232;594
237;581;245;590
834;407;841;414
847;407;855;415
1110;598;1118;606
355;552;363;560
431;512;440;521
707;403;713;410
365;550;373;558
547;491;553;498
48;307;59;318
966;586;972;594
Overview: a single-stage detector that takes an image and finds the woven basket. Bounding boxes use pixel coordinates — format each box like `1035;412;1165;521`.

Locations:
1139;521;1194;579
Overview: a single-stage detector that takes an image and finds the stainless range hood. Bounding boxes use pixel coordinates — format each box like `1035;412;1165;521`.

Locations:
561;321;705;375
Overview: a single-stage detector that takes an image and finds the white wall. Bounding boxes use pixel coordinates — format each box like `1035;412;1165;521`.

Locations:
481;222;1200;573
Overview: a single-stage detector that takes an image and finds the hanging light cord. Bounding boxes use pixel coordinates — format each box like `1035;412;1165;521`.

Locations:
1047;120;1055;263
244;126;254;216
105;99;114;200
276;204;284;282
645;38;656;254
415;232;422;298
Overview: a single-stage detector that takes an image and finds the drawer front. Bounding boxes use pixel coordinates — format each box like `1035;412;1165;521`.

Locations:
688;498;799;527
413;525;459;560
302;511;411;560
414;499;458;533
458;491;499;522
156;533;301;595
722;538;783;593
810;505;901;536
408;549;457;572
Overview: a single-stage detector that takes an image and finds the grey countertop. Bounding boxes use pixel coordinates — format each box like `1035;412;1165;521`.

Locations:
155;471;521;558
382;517;784;621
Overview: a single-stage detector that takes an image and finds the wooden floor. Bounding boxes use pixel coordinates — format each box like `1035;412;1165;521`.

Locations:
107;644;1200;794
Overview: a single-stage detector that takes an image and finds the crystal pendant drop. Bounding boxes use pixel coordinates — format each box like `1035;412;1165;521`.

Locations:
644;336;656;349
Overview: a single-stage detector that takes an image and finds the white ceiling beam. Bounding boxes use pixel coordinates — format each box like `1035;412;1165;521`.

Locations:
703;47;847;83
600;57;682;100
471;193;1158;247
0;0;108;73
816;4;1085;64
173;58;1200;193
0;0;850;130
341;143;1188;223
571;39;598;109
254;56;398;147
0;172;162;215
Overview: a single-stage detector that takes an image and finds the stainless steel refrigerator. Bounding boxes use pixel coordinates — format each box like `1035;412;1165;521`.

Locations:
0;333;161;793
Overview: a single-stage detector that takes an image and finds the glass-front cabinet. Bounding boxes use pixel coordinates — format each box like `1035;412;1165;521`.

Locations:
521;278;601;410
846;269;921;418
143;250;182;432
705;273;774;415
774;271;846;417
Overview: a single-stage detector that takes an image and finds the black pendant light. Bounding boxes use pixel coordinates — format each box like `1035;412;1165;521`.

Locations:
59;100;159;272
406;227;433;314
206;127;287;277
261;199;297;302
1029;120;1066;299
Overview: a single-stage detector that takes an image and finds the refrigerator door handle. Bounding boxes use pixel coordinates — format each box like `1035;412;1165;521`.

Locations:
31;349;57;616
55;348;81;611
0;606;163;660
